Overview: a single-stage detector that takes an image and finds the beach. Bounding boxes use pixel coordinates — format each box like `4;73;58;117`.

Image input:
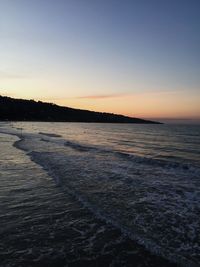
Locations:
0;122;199;266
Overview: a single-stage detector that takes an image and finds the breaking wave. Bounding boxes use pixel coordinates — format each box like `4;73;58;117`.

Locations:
64;139;200;174
1;123;200;267
12;133;200;267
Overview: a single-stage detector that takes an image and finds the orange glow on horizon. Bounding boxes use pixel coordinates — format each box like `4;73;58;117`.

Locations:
1;90;200;120
45;92;200;120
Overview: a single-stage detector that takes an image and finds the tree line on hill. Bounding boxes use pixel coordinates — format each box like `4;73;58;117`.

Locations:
0;95;160;123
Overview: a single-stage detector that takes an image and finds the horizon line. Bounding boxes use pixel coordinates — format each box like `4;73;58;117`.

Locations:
1;95;199;122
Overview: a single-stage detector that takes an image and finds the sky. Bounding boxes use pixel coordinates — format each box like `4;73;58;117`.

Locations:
0;0;200;122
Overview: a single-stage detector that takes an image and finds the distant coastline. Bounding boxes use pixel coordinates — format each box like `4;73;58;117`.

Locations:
0;95;161;124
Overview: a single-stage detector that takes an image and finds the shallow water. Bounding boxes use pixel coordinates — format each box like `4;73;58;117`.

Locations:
0;122;200;266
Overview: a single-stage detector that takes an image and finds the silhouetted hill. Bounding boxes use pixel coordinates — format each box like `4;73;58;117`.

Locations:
0;96;161;123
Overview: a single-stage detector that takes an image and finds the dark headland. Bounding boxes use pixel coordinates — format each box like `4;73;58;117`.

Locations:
0;95;161;123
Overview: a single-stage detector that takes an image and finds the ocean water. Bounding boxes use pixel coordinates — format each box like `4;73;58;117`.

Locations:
0;122;199;267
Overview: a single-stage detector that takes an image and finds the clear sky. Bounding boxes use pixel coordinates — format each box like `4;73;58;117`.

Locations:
0;0;200;121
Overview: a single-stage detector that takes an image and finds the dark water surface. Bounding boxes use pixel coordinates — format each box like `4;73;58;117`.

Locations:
0;122;199;266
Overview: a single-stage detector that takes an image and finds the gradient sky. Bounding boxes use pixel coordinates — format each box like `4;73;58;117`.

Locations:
0;0;200;120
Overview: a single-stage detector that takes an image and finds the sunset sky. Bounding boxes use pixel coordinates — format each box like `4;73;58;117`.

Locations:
0;0;200;121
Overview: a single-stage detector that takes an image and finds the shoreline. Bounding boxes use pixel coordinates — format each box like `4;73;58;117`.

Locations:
0;124;199;267
0;129;176;267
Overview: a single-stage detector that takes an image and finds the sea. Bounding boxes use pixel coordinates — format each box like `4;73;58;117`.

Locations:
0;122;199;267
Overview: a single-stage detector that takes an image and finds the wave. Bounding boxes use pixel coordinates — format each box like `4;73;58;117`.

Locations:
39;132;62;138
64;139;200;174
23;149;200;267
12;135;200;267
1;127;199;266
65;140;98;152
